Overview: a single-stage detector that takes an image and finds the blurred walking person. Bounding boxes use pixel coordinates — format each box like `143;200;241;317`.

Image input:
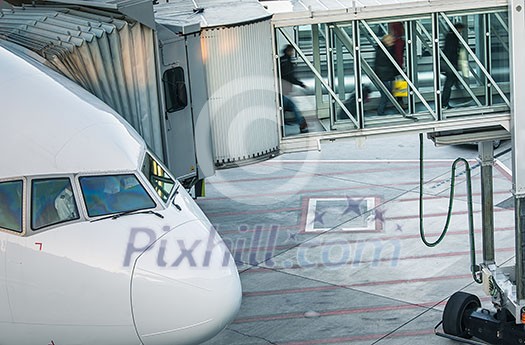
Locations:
441;22;465;109
374;34;397;115
280;44;308;133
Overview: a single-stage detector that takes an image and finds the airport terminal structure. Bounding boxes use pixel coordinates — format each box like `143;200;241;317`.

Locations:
1;0;525;343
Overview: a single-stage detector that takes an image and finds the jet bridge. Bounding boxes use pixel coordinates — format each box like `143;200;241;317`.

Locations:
269;0;511;153
268;0;525;343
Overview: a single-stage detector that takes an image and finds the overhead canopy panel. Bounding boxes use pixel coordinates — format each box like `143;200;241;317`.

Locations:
3;0;155;28
154;0;272;33
263;0;504;12
265;0;508;25
266;0;427;12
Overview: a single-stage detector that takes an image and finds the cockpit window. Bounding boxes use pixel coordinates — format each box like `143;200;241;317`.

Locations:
32;178;79;230
141;153;175;203
0;180;23;232
79;174;156;218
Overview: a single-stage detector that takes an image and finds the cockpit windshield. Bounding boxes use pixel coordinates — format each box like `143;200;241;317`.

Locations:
79;174;156;218
141;153;176;203
0;180;23;232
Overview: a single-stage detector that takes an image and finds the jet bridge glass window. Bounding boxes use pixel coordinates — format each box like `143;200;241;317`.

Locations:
31;178;79;230
141;153;175;203
275;9;510;138
163;67;188;113
79;174;156;218
0;180;23;232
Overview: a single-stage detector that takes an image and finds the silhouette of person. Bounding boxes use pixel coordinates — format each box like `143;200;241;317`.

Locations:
389;22;405;70
389;22;406;108
54;186;77;221
441;22;465;109
280;44;308;133
374;35;397;115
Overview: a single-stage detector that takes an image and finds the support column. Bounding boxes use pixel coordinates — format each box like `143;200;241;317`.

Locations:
517;199;525;301
406;21;416;113
431;13;442;120
335;35;345;101
510;0;525;304
484;13;493;106
326;24;335;127
312;24;324;117
479;141;495;265
352;20;364;128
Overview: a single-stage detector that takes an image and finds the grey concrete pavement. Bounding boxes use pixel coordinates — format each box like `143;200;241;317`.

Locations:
200;134;513;345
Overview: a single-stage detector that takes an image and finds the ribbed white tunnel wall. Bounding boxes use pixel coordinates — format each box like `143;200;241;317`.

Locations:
201;20;279;165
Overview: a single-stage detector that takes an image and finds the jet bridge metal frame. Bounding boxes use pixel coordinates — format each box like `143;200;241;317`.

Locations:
271;0;511;153
509;0;525;315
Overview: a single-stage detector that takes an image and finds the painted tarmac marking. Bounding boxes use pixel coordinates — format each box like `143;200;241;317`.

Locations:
276;329;435;345
199;185;382;202
199;183;414;202
206;206;302;218
242;246;514;272
208;192;512;231
225;226;514;254
214;190;513;234
242;273;473;298
210;161;458;185
233;297;491;325
233;303;433;324
200;175;506;203
304;197;377;232
264;159;468;163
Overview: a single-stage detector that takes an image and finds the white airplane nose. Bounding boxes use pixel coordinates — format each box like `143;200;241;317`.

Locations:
130;220;242;345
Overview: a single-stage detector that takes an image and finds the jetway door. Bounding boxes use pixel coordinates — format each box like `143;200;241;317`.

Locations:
160;38;198;181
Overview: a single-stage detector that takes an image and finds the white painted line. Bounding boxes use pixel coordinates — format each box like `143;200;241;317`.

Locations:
266;159;477;164
304;197;377;233
494;159;512;180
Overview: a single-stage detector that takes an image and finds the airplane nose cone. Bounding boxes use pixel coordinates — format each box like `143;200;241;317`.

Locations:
131;220;241;345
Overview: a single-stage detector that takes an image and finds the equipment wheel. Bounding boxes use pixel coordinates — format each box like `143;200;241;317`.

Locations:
443;291;481;338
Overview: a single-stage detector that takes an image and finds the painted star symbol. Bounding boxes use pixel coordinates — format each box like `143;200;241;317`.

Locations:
312;210;327;226
343;196;363;216
395;223;403;232
374;209;386;223
367;208;386;224
286;230;299;243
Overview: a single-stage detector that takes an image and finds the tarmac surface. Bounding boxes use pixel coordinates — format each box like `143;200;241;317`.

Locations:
199;133;514;345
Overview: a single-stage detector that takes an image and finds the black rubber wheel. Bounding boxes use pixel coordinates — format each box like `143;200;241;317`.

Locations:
443;291;481;338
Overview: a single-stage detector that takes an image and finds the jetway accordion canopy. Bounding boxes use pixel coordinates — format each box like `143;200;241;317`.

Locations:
0;4;163;158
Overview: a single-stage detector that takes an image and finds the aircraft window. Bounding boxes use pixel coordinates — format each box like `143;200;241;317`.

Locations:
31;178;79;230
79;174;156;218
0;180;23;232
162;67;188;113
141;153;175;203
